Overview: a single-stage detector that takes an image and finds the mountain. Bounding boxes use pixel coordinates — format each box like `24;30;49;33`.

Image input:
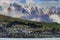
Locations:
0;1;60;23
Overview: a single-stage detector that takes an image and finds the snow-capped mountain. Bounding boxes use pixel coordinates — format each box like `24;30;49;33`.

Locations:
0;0;60;23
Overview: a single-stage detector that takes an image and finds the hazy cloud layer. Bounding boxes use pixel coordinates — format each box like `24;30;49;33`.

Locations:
50;14;60;23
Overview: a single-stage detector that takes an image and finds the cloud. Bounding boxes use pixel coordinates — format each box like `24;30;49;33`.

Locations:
26;0;34;4
30;18;41;22
34;0;60;1
49;14;60;23
0;0;15;6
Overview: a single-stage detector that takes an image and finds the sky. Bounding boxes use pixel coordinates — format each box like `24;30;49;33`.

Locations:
0;0;60;3
0;0;60;7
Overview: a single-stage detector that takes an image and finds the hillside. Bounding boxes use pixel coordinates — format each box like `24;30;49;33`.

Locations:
0;14;60;38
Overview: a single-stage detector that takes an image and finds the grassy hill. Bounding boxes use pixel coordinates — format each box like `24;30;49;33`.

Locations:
0;14;60;38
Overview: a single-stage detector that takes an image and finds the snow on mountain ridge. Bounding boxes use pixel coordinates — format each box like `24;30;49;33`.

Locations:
0;1;60;23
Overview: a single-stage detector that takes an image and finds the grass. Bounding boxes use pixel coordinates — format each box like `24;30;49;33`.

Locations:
0;14;60;31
